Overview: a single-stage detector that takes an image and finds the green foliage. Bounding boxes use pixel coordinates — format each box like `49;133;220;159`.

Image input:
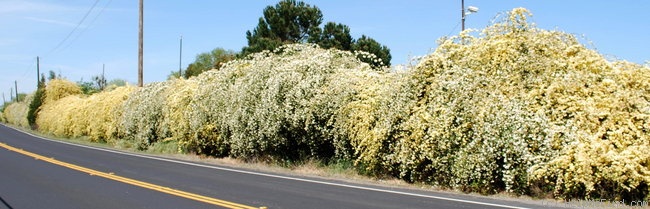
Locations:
47;70;62;81
182;48;237;78
353;35;392;68
313;22;353;51
241;0;391;69
27;88;44;128
27;75;46;128
242;0;323;56
92;73;107;91
14;93;27;103
107;79;127;87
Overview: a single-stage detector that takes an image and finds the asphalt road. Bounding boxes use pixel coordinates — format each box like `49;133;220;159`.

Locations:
0;124;560;209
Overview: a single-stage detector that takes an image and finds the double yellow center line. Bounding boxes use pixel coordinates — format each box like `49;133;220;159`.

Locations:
0;142;265;209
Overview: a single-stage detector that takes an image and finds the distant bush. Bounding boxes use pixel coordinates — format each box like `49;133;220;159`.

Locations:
3;94;33;128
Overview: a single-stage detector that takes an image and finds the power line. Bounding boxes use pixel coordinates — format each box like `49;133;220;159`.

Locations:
45;0;101;56
61;0;113;52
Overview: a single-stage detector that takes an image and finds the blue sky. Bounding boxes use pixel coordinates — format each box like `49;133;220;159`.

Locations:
1;0;649;97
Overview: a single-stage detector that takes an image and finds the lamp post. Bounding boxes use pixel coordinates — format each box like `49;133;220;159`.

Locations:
461;0;479;31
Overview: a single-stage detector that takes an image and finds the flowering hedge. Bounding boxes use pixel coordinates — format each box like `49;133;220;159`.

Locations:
11;8;649;201
386;8;649;199
117;82;169;149
116;44;378;159
37;82;135;142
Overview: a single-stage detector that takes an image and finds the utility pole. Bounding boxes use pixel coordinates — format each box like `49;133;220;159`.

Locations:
101;63;106;90
179;35;183;78
138;0;144;87
14;81;18;102
36;56;40;86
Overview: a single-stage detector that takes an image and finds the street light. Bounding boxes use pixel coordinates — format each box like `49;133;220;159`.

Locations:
461;0;479;31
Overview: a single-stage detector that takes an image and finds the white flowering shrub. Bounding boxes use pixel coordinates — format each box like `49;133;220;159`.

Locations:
363;8;649;199
161;78;197;145
333;69;414;174
530;60;650;200
182;44;376;160
117;82;169;149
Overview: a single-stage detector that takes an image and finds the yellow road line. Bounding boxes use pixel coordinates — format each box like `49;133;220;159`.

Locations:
0;142;265;209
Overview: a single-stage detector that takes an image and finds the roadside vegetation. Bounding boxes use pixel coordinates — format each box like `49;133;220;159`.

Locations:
3;5;649;203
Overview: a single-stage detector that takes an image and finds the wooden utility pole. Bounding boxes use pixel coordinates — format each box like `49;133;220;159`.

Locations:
101;64;106;90
138;0;144;87
179;35;183;78
14;81;18;102
36;56;40;85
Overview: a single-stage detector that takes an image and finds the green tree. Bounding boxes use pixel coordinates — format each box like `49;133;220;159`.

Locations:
352;35;392;68
77;79;99;95
242;0;392;68
92;74;107;91
242;0;323;56
28;74;46;128
313;22;353;51
47;70;62;81
107;79;127;87
181;48;237;79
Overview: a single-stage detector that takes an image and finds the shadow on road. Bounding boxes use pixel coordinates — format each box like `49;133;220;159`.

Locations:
0;196;13;209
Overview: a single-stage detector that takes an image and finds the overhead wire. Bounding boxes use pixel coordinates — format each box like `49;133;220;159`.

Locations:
45;0;101;57
61;0;113;52
10;0;104;97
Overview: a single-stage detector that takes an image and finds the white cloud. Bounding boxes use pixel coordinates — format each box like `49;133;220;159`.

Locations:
22;16;79;28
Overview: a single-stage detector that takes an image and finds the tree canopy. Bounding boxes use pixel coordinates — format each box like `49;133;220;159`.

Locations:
242;0;391;68
173;48;237;79
352;35;391;68
242;0;323;56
